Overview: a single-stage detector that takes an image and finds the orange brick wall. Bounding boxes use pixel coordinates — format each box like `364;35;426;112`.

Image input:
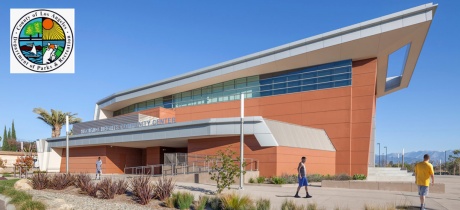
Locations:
188;135;336;177
61;146;143;174
276;147;336;176
176;58;377;176
65;58;376;176
350;59;377;175
105;146;143;173
61;146;106;173
146;147;161;165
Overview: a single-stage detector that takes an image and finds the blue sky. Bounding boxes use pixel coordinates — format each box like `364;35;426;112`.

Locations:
0;1;458;154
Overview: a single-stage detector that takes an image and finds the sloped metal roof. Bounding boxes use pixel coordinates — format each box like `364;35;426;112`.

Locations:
264;119;335;151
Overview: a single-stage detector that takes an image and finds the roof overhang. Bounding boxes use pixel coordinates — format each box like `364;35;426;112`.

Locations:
96;3;437;112
42;117;335;152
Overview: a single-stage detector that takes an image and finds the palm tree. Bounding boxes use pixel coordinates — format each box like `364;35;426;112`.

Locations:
33;108;82;138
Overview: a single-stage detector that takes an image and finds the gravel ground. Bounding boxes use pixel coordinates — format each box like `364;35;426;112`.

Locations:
26;186;173;210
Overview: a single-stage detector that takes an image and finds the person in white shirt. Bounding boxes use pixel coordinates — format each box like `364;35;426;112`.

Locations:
294;156;312;198
96;157;102;180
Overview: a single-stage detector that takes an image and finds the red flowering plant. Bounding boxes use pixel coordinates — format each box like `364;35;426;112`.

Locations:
15;155;34;174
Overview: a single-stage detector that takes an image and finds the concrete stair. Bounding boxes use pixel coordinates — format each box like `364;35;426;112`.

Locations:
367;167;414;181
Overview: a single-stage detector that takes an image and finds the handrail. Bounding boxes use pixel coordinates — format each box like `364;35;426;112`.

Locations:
124;157;258;176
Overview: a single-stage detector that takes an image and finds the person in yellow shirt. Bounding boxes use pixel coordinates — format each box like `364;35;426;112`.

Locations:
414;154;434;210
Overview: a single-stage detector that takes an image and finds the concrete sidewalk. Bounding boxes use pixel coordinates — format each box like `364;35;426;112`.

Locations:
174;175;460;210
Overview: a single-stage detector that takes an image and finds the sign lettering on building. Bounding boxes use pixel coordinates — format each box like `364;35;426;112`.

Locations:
80;117;176;134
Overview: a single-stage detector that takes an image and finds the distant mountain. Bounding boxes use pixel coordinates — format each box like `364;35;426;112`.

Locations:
375;150;457;165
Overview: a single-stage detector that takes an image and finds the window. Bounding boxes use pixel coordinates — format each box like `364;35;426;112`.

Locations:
112;60;352;115
288;81;301;87
274;83;286;89
318;76;333;83
302;72;316;78
318;69;332;76
288;87;301;93
318;82;333;89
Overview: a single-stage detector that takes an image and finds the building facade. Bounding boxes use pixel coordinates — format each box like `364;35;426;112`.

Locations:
37;3;437;177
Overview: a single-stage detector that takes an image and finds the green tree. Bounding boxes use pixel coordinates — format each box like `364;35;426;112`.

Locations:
24;24;34;37
2;126;7;151
24;22;41;37
448;150;460;175
33;22;42;36
11;121;16;140
7;128;11;140
33;108;82;138
207;147;247;194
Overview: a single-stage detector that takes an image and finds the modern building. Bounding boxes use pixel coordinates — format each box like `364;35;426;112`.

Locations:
36;3;437;177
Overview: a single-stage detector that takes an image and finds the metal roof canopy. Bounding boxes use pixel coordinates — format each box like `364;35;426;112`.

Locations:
95;3;437;115
44;117;335;152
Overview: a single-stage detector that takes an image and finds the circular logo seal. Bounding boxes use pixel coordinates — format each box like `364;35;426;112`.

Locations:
11;10;74;72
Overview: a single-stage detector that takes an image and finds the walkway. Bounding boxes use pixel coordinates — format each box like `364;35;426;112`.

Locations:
174;175;460;210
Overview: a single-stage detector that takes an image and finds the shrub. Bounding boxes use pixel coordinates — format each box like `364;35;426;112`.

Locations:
207;147;246;194
306;203;319;210
248;178;255;183
75;173;92;190
20;200;46;210
172;191;194;210
352;174;366;180
2;173;12;177
115;178;128;195
270;176;286;184
164;197;175;208
153;176;175;201
281;173;297;184
85;182;98;198
220;193;253;210
195;195;209;210
15;156;34;174
208;196;222;210
131;176;154;205
323;174;334;180
49;173;74;190
98;177;118;199
281;199;299;210
256;198;270;210
31;171;49;190
256;176;265;184
335;174;352;181
307;174;324;182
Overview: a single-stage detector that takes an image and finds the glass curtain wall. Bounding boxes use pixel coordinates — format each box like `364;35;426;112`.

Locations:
113;59;352;116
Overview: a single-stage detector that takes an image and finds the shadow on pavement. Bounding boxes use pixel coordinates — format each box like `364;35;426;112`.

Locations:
397;205;435;210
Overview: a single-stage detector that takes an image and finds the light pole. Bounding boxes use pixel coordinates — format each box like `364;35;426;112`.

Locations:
66;115;69;174
382;153;384;167
445;150;447;174
377;143;380;167
239;93;244;190
402;148;405;169
384;146;387;167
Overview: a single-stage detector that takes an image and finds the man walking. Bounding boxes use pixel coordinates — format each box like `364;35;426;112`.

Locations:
414;154;434;210
294;156;312;198
96;157;102;180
